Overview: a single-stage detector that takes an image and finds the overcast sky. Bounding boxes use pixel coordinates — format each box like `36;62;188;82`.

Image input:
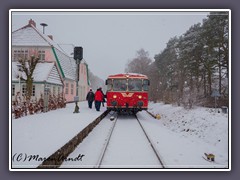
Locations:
11;10;209;80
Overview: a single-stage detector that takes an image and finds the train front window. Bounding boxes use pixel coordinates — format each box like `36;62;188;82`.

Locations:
128;79;142;91
113;79;127;91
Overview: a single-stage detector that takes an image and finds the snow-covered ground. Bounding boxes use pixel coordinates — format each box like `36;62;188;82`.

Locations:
10;101;229;170
11;102;106;168
139;102;229;169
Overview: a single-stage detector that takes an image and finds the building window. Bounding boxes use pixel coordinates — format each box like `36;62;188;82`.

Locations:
12;84;15;96
13;50;29;61
71;84;74;95
32;85;35;96
58;86;61;95
38;50;45;61
21;84;35;96
53;86;56;95
13;49;46;61
22;84;26;96
65;83;69;94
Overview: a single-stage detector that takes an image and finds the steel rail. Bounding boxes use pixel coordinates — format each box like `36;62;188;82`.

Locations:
135;114;166;168
94;112;118;168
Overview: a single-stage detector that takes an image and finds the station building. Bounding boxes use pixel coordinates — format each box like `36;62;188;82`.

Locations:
11;19;90;102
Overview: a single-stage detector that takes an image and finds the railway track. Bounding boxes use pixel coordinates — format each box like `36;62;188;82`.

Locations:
94;112;165;168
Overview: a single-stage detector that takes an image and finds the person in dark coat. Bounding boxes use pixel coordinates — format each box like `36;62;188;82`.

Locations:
94;88;104;111
86;89;95;109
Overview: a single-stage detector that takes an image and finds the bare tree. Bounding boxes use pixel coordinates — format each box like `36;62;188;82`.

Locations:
125;48;152;75
18;55;40;103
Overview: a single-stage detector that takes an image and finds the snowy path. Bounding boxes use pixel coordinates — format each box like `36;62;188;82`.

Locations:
11;102;106;168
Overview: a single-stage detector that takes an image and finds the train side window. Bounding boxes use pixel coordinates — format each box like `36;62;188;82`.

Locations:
107;84;112;91
143;79;149;91
107;79;113;91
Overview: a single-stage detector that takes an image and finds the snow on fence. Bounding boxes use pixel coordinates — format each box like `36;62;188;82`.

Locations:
12;94;66;119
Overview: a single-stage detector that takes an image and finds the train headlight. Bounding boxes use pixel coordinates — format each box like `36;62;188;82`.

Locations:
113;95;117;99
138;95;142;99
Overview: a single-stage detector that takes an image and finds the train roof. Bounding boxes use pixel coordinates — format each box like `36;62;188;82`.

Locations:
107;73;148;79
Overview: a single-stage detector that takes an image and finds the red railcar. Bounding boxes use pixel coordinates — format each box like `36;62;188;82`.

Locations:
105;73;150;114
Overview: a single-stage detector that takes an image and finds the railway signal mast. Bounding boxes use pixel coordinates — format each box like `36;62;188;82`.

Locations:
211;89;220;112
73;46;83;113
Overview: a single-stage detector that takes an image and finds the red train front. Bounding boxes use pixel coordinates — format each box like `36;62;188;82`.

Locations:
105;73;150;114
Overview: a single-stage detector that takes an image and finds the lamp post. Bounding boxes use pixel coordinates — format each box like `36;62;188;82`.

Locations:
43;83;48;113
73;47;83;113
40;23;48;34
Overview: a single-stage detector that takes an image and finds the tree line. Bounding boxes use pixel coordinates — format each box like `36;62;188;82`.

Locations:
125;12;229;108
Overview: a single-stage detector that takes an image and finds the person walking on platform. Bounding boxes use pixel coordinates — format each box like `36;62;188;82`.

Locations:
86;89;95;109
94;88;104;111
99;87;106;107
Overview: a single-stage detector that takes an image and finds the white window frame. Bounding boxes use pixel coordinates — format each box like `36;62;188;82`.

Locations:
38;50;45;61
53;86;56;95
13;49;29;61
65;83;69;94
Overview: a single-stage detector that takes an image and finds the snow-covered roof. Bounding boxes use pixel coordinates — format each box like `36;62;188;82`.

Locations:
12;20;77;81
12;62;62;85
108;73;148;79
12;26;51;47
12;21;63;48
53;48;76;80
